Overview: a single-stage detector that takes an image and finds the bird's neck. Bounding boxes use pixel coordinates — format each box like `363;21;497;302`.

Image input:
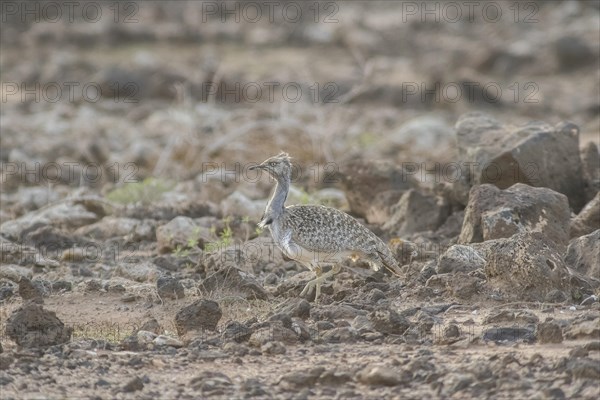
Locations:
261;177;289;226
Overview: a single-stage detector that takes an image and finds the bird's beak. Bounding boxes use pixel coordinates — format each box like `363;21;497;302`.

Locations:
249;164;265;171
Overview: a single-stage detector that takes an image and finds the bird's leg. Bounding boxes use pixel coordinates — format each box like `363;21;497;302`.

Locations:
300;264;342;303
300;265;322;299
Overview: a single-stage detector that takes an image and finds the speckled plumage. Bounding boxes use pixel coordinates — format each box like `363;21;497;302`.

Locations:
250;153;401;301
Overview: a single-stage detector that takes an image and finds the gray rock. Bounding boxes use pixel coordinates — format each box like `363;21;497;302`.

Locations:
75;217;155;241
156;276;185;300
0;265;33;282
554;36;597;71
340;159;418;225
356;365;406;386
383;189;450;235
0;203;99;240
221;191;265;220
174;300;222;335
437;245;485;274
459;184;570;251
368;307;410;335
581;142;599;202
453;112;585;211
483;232;572;301
156;216;210;254
567;358;600;380
122;376;144;393
537;320;563;344
200;266;268;300
5;303;72;348
261;341;286;355
115;261;160;283
482;326;535;343
278;367;324;389
570;193;600;238
565;230;600;280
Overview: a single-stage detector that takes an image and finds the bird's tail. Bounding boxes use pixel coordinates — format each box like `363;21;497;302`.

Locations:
376;246;403;278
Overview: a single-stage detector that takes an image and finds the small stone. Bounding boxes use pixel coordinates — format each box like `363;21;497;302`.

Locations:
368;307;410;335
356;365;401;386
174;300;222;335
156;276;185;300
122;376;144;393
153;335;184;348
261;341;286;355
537;320;563;344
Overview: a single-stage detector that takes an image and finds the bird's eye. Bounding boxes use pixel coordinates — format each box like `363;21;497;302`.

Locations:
269;162;277;167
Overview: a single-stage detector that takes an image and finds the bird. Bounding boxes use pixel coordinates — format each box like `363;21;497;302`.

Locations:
249;152;403;302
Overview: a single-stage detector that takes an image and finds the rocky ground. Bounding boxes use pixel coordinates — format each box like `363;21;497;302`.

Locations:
1;1;599;399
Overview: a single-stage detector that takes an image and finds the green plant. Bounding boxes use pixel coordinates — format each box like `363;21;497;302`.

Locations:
204;216;233;253
106;177;174;205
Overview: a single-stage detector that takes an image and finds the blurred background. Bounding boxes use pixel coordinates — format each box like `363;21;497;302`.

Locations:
1;0;599;216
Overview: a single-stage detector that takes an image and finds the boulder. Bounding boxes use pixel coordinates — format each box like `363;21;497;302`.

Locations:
453;112;585;211
174;300;222;335
383;189;450;235
459;183;570;251
580;142;599;203
436;245;486;274
156;216;211;254
340;159;418;224
570;192;600;238
483;232;572;301
565;230;600;281
5;303;72;348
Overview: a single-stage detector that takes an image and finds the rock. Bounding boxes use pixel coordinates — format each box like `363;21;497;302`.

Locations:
459;184;571;250
5;303;72;348
274;299;311;320
261;341;286;355
156;276;185;300
153;335;184;348
156;216;210;254
122;376;144;393
249;323;299;346
278;367;325;389
483;232;572;300
138;318;161;335
453;112;585;211
554;36;597;71
570;193;600;238
75;217;155;241
115;261;160;283
567;358;600;380
537;320;563;344
356;365;404;386
0;203;99;240
436;245;485;274
565;230;600;280
581;142;599;202
383;189;450;235
340;159;418;224
0;265;33;282
200;266;268;300
174;300;222;335
18;277;44;304
190;371;233;395
482;327;535;344
564;317;600;340
221;191;265;220
368;307;410;335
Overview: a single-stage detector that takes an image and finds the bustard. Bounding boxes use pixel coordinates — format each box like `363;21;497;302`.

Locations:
249;152;402;302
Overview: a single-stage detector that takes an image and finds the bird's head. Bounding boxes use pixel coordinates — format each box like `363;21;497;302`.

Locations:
249;152;292;181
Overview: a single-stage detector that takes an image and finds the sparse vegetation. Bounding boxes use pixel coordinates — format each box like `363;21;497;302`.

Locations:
106;178;174;205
